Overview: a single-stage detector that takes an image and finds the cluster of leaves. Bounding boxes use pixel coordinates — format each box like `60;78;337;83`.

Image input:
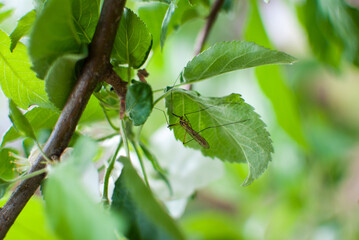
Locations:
0;0;297;239
298;0;359;68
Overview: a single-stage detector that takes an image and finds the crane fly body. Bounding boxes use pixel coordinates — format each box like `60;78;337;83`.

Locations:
168;112;210;149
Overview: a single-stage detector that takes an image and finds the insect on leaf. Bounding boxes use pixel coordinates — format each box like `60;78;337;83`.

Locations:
165;88;273;186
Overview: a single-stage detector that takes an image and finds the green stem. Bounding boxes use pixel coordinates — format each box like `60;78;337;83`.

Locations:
35;141;52;163
96;133;119;142
12;168;47;183
131;140;150;188
102;139;123;205
100;104;120;131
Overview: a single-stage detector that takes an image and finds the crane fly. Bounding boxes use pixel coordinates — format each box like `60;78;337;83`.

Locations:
166;92;248;149
168;112;210;149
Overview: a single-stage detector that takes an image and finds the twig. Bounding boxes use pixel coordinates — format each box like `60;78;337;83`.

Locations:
185;0;225;91
194;0;225;55
0;0;127;237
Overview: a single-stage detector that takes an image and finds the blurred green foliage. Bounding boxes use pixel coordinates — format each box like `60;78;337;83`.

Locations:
1;0;359;239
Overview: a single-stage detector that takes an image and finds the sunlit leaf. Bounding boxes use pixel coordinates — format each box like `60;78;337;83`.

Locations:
165;88;273;185
0;196;58;239
183;41;296;83
0;3;13;23
0;30;52;109
126;81;153;126
112;8;152;68
0;148;17;181
10;10;36;52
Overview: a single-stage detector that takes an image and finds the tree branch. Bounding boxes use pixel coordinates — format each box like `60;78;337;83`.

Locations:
194;0;225;55
184;0;225;91
0;0;127;237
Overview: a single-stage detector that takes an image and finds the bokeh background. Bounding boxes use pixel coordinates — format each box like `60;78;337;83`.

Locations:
1;0;359;239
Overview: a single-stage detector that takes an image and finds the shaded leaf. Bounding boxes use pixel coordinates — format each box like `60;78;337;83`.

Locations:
10;10;36;52
246;0;306;146
0;178;10;199
0;30;52;109
29;0;81;79
45;47;88;109
165;88;273;185
44;137;120;240
72;0;100;43
112;156;185;240
8;100;36;141
298;0;359;67
112;8;152;68
183;41;296;83
126;81;153;126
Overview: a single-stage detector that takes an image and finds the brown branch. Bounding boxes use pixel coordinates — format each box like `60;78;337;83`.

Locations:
184;0;225;91
0;0;127;237
194;0;225;55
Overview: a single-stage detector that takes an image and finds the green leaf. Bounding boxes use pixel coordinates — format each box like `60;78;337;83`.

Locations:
10;10;36;52
112;8;152;68
160;1;176;49
112;156;185;240
126;81;153;126
298;0;359;67
29;0;82;79
0;148;17;181
139;3;169;49
139;142;172;195
8;100;37;141
0;3;13;23
0;30;52;109
165;88;273;185
246;0;307;146
1;107;59;147
45;47;88;109
72;0;100;43
44;138;121;240
0;196;58;239
183;41;296;83
0;178;11;199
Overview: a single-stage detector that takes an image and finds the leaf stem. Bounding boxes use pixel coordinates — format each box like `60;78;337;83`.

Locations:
131;140;150;188
102;139;123;205
100;104;120;131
